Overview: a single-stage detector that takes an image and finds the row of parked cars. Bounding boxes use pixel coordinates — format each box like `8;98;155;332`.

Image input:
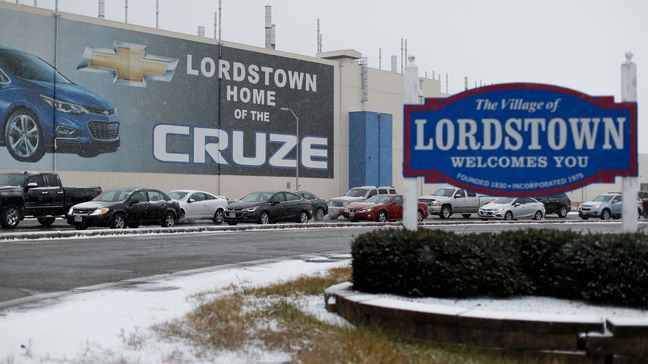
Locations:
1;172;645;230
328;185;646;222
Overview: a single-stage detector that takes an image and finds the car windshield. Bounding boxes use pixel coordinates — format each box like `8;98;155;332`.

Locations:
345;188;368;198
432;188;455;197
240;191;273;202
168;191;188;200
492;197;515;204
592;195;615;202
0;48;72;84
365;195;392;204
0;174;26;186
93;189;134;202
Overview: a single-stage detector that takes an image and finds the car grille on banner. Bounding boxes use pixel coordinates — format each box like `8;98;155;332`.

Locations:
88;121;120;141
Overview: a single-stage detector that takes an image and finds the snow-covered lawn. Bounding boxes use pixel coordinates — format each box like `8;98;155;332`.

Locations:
0;256;350;363
2;253;648;363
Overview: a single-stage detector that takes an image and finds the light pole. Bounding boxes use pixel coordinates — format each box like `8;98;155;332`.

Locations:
280;107;299;191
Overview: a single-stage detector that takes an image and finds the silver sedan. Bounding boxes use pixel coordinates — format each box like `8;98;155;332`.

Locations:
478;197;545;221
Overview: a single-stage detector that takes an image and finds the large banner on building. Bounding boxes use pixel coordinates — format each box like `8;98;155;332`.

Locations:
0;6;334;178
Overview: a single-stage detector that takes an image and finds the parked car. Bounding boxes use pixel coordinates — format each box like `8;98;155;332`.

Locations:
224;190;311;225
328;186;397;220
343;194;429;222
0;171;101;229
578;193;643;220
419;187;496;219
0;46;120;162
294;191;328;221
478;197;545;221
533;193;571;218
639;191;648;218
66;188;181;230
168;190;228;224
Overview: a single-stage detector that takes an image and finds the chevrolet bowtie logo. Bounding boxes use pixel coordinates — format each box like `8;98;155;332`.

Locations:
78;42;178;87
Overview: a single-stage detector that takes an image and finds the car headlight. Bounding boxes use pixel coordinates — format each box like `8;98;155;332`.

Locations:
90;208;109;216
360;208;371;212
432;200;441;206
245;206;258;212
41;95;87;114
68;207;74;215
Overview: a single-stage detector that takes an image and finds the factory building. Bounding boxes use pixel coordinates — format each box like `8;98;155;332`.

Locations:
0;2;644;203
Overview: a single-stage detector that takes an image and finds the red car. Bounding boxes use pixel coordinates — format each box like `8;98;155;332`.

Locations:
343;194;429;222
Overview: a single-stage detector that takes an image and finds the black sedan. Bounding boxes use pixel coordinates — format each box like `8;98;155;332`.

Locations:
224;191;311;225
67;188;181;230
294;191;328;221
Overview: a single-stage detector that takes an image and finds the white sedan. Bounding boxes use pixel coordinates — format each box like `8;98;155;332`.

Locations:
168;190;228;224
478;197;545;221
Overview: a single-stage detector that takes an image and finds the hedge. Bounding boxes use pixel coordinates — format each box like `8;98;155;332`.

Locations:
351;228;648;308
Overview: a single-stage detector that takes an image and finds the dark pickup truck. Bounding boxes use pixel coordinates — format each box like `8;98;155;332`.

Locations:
0;172;101;229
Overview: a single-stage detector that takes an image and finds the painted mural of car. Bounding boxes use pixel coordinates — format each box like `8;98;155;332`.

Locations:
0;46;119;162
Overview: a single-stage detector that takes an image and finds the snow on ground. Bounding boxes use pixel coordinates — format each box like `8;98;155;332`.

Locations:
3;253;648;363
0;257;350;364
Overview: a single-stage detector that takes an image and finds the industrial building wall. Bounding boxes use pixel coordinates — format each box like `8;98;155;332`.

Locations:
335;59;446;196
0;2;344;201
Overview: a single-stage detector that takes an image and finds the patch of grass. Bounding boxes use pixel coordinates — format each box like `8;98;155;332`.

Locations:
155;266;569;363
246;266;351;296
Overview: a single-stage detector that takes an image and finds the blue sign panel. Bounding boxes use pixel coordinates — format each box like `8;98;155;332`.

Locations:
404;83;637;196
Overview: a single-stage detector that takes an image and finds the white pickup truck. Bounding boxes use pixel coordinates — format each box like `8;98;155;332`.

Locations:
419;187;496;219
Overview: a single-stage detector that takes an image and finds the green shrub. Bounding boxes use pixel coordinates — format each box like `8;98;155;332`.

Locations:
351;228;648;308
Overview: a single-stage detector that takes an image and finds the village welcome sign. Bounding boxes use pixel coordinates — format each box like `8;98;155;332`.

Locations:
404;83;638;196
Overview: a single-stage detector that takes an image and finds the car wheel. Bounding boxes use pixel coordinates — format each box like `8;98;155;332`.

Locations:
259;211;270;225
558;206;568;218
161;212;175;227
417;209;424;223
4;108;46;162
504;211;513;221
1;206;20;229
440;205;452;219
377;210;388;223
600;209;611;220
213;209;224;225
110;213;126;229
533;211;543;221
462;214;471;219
37;217;56;226
297;211;309;224
315;208;325;221
127;220;140;228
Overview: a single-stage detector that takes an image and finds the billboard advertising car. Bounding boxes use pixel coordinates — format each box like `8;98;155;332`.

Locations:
404;83;637;196
0;5;334;178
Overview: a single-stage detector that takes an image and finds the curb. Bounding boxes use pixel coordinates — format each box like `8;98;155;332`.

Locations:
0;219;627;242
324;282;648;360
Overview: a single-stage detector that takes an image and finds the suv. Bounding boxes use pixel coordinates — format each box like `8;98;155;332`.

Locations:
579;193;643;220
328;186;397;219
533;193;571;218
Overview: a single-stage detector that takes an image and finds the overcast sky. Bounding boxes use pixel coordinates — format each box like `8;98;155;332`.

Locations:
19;0;648;151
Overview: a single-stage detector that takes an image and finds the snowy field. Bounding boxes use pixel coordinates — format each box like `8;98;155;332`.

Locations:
2;254;648;363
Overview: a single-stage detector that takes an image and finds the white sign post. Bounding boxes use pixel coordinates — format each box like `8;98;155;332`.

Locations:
403;56;419;231
622;52;638;233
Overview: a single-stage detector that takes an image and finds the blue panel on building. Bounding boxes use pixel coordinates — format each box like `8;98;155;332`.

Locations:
348;111;392;188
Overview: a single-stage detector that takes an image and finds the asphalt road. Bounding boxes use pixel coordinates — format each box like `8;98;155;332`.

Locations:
1;220;646;306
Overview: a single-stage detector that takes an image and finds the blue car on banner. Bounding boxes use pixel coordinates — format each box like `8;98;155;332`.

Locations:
0;46;119;162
